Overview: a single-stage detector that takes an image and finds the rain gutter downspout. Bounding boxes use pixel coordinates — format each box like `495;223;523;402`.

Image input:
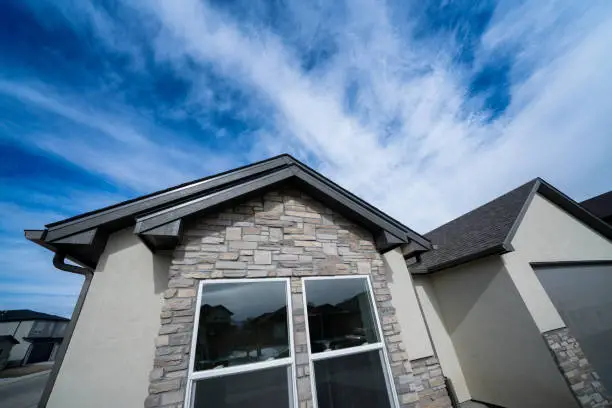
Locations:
38;252;94;408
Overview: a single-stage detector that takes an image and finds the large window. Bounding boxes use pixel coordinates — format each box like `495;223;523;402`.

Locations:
187;279;296;408
303;276;399;408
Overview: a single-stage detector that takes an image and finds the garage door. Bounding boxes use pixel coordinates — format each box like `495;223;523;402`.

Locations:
534;263;612;394
27;343;54;364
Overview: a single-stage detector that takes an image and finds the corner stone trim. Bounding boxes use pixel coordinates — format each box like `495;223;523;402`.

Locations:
145;187;449;408
409;357;452;408
543;327;611;408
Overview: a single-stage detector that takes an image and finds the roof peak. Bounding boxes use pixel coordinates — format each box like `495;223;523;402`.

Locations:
414;177;612;273
27;154;430;267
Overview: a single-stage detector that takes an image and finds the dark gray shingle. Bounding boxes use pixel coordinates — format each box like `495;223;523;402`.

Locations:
416;180;538;272
581;191;612;224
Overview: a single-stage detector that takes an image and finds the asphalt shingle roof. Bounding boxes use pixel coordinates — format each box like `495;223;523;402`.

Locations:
414;177;612;273
581;191;612;223
416;180;538;272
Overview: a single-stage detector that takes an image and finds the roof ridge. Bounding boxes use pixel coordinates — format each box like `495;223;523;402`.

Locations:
46;153;295;228
425;178;539;236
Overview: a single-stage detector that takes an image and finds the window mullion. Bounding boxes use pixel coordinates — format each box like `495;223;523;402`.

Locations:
310;342;383;361
189;357;293;381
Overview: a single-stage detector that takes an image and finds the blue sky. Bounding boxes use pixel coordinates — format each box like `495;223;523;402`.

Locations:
1;0;611;317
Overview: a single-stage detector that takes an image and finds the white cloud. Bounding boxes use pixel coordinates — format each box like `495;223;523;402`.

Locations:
4;0;612;233
141;0;612;230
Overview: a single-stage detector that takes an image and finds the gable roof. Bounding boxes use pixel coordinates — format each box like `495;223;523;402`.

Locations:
26;154;430;268
413;178;612;273
0;309;69;323
581;191;612;223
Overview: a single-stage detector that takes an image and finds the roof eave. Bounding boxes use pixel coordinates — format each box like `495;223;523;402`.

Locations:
410;242;513;275
26;155;430;269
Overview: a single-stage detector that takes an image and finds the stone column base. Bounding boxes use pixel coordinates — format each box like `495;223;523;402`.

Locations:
409;356;453;408
543;327;611;408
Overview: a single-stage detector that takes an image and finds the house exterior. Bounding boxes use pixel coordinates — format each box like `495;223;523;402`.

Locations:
24;155;611;408
0;309;69;368
25;155;446;408
0;335;19;370
410;179;612;408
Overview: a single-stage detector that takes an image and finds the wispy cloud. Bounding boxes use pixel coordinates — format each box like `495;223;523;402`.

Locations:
0;80;239;193
141;0;612;228
1;0;611;315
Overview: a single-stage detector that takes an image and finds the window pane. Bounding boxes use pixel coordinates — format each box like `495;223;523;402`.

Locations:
192;365;292;408
194;281;289;372
305;278;379;353
314;350;392;408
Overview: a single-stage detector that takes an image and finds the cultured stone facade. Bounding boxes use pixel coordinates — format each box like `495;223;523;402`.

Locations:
145;186;450;408
410;357;452;408
543;328;611;408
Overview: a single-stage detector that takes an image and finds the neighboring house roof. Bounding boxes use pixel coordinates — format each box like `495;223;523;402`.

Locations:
581;191;612;224
0;309;69;323
26;154;430;267
413;178;612;274
0;335;19;344
23;336;64;343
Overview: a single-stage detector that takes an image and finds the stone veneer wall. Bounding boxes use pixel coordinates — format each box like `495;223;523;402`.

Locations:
145;186;450;408
543;328;611;408
410;357;452;408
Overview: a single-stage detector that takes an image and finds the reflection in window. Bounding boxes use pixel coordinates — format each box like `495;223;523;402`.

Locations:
187;279;294;408
314;350;392;408
194;281;289;371
305;278;378;353
192;366;291;408
304;277;396;408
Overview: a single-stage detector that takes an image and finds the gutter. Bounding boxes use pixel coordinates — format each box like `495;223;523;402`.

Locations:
38;253;94;408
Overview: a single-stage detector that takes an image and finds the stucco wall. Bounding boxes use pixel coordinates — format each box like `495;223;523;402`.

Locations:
422;256;577;408
0;321;19;336
413;275;470;403
504;193;612;333
47;228;170;408
383;248;434;361
511;194;612;261
0;320;33;365
0;338;15;369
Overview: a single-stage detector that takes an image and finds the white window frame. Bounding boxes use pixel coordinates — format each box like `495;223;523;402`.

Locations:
301;275;400;408
184;278;297;408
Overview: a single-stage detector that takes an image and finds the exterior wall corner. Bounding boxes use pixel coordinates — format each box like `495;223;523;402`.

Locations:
543;327;611;408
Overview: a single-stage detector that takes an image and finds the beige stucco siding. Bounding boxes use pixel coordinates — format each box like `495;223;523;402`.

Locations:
413;275;470;403
419;256;577;408
47;229;170;408
0;320;34;364
383;248;434;361
503;193;612;332
511;193;612;261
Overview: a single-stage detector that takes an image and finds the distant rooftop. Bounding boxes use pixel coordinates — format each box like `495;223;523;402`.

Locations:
0;309;69;323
